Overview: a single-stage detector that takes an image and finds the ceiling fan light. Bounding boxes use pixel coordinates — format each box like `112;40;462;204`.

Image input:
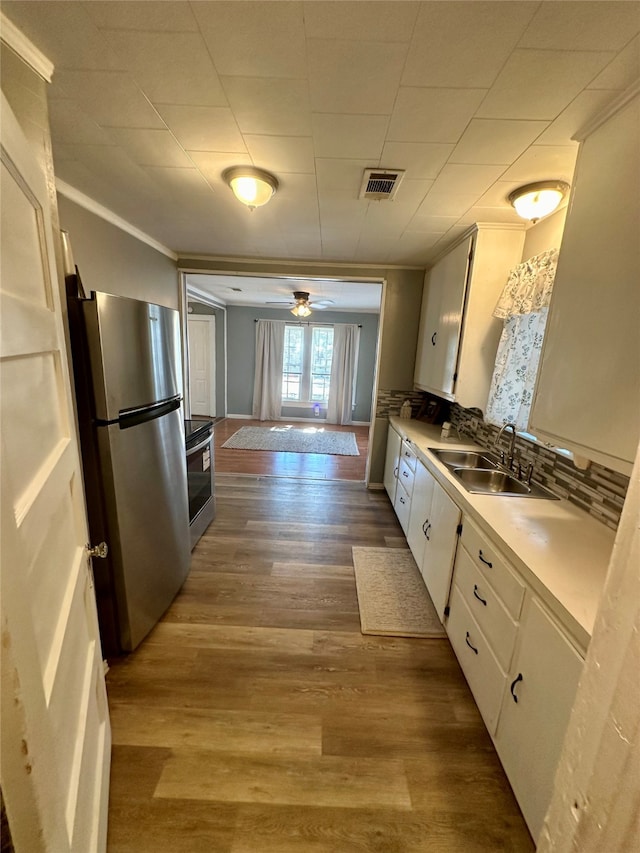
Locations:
508;181;569;222
291;303;312;318
223;166;278;210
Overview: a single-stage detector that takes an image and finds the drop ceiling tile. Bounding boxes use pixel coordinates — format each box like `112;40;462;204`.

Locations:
142;167;217;205
2;2;122;71
450;119;549;165
388;88;487;143
85;1;199;32
405;215;459;234
392;179;434;208
500;145;578;183
476;180;536;208
519;2;640;52
105;128;193;168
315;159;372;193
476;49;615;120
457;207;525;227
193;1;307;78
312;114;388;160
48;99;116;146
318;190;369;229
380;142;454;180
275;173;318;199
303;1;418;42
188;151;247;191
307;38;407;114
320;228;362;258
53;71;165;128
222;77;311;136
430;164;507;196
101;31;227;107
536;90;620;145
393;231;445;264
416;192;479;218
588;34;640;90
244;136;315;174
155;105;246;153
403;1;537;88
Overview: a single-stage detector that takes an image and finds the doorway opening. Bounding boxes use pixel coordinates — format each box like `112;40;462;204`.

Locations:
181;271;384;484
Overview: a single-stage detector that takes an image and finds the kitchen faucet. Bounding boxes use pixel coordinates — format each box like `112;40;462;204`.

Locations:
495;423;517;470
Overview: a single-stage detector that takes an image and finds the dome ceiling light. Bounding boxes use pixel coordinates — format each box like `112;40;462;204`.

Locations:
223;166;278;210
508;181;570;223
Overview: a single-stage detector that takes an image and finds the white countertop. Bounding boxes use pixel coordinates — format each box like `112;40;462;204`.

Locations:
389;416;615;652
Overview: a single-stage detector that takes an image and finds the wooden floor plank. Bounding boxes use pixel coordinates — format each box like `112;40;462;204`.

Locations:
105;474;534;851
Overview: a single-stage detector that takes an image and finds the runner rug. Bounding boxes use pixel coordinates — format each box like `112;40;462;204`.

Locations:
221;426;360;456
352;546;446;638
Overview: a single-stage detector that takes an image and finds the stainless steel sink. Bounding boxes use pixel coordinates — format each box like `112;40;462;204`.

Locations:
451;467;559;500
429;448;500;469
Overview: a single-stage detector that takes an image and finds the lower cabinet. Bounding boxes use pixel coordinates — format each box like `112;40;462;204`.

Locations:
406;460;461;621
495;596;583;841
447;517;584;844
383;423;401;503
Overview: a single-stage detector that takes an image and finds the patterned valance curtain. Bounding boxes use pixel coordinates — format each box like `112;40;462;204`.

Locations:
485;249;559;430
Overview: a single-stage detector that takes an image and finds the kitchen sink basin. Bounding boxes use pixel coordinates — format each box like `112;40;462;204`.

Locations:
451;467;559;500
429;448;500;469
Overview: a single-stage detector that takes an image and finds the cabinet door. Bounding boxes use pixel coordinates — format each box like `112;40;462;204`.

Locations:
414;237;471;397
420;481;461;620
406;461;435;567
383;424;401;502
529;96;639;475
495;596;583;842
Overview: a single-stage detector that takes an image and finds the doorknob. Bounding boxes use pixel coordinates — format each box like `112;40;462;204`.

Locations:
86;542;108;559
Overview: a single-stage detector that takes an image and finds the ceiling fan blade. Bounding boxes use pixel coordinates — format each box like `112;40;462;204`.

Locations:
265;300;294;305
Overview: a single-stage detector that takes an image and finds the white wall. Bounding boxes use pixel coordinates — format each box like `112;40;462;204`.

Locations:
522;206;568;260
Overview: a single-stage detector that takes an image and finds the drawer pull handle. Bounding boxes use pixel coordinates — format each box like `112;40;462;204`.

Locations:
478;550;493;568
473;585;487;606
423;522;431;541
399;496;405;504
431;331;437;346
402;470;409;478
465;632;478;655
510;673;523;703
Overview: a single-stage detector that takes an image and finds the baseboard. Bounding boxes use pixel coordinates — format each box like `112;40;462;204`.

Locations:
367;482;385;490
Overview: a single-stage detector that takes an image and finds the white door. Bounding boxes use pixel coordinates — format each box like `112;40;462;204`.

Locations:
406;461;435;567
421;482;461;620
0;93;110;851
188;315;215;417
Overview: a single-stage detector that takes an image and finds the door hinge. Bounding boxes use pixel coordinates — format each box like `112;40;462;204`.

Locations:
444;605;450;617
452;371;458;381
456;523;463;536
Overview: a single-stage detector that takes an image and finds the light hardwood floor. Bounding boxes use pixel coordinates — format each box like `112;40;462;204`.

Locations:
105;475;534;852
214;418;369;481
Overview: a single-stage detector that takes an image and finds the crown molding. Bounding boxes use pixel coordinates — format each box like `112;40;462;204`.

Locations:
573;79;640;141
56;179;178;261
0;13;53;82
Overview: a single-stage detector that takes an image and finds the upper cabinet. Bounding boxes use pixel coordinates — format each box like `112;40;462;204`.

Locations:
530;91;640;475
414;224;525;410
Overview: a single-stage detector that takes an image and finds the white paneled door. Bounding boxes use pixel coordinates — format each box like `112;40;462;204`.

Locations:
0;93;110;851
188;315;216;417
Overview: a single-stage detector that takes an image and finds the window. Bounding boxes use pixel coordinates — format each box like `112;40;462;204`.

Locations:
282;324;334;403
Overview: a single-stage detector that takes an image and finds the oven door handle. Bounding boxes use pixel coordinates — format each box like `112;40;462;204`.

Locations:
186;435;212;457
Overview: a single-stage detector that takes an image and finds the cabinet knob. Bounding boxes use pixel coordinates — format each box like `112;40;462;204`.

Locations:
510;673;523;703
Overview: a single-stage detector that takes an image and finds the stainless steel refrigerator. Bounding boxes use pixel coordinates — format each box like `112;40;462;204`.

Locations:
69;290;190;655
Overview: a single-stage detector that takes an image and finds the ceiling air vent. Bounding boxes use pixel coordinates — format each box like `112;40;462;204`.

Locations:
359;168;405;201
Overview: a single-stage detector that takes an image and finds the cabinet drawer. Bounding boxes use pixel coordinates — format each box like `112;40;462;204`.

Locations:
394;480;411;532
447;585;507;735
454;546;518;671
398;457;415;496
460;519;525;619
400;440;417;471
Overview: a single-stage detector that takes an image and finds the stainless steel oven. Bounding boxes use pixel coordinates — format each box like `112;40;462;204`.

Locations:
185;419;215;549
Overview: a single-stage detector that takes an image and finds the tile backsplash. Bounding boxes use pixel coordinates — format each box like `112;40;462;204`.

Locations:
448;403;629;530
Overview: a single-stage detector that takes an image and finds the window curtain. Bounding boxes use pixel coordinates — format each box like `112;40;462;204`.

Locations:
252;319;285;421
326;324;360;425
485;248;559;430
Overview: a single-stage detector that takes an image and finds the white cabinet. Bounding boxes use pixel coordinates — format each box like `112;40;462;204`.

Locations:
530;93;640;475
383;423;401;502
406;460;461;620
495;596;584;842
414;224;525;410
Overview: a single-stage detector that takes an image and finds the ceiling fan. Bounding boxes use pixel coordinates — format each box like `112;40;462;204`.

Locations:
266;291;335;317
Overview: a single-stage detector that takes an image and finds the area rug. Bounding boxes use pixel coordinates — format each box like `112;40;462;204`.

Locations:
221;426;360;456
352;546;446;638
